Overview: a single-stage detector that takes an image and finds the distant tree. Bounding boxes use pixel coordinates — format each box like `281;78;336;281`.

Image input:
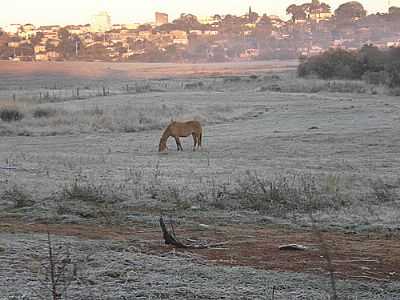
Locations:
186;37;210;62
137;24;152;31
0;31;9;46
286;4;307;22
30;31;44;46
334;1;366;23
173;13;202;32
358;44;386;73
248;11;259;23
209;46;227;62
298;48;363;79
389;6;400;15
254;14;273;41
57;28;80;59
156;23;178;33
220;14;246;35
81;43;109;61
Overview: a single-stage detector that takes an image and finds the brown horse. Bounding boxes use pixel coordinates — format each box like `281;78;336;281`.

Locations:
159;120;202;152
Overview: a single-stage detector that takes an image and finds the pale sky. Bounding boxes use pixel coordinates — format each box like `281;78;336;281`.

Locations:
0;0;393;27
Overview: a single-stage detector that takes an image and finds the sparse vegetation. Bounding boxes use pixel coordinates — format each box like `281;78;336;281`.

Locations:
56;176;129;224
33;107;56;118
204;172;349;216
1;185;34;209
0;107;24;122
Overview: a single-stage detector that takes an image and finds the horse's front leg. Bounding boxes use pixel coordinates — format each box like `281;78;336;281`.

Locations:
174;137;183;151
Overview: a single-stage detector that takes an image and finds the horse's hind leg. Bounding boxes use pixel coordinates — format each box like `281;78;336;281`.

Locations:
174;137;183;151
192;133;197;151
198;132;202;148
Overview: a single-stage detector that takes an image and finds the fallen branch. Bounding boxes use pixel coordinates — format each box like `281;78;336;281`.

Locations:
159;216;228;249
159;216;188;248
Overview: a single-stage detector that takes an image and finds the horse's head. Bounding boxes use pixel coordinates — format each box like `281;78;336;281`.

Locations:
159;140;168;152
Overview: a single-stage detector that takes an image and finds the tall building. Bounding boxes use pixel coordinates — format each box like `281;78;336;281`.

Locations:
389;0;400;8
155;12;168;26
91;11;112;33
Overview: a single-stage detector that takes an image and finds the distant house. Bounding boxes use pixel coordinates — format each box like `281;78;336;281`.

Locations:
34;44;47;54
169;30;188;45
22;24;35;31
170;30;187;39
3;24;21;35
65;25;87;35
38;26;60;39
203;30;219;36
189;30;203;36
18;24;37;39
35;53;49;61
35;51;62;61
269;15;286;29
173;38;189;45
240;48;259;59
155;12;169;26
138;30;152;39
309;11;332;23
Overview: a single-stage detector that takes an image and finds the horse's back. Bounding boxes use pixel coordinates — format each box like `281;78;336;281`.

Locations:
170;120;202;136
185;120;202;130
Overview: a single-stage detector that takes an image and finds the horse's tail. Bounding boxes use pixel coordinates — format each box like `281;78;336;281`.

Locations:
199;130;203;147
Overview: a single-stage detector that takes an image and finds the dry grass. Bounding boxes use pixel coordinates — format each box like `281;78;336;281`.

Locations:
257;77;379;94
0;99;245;136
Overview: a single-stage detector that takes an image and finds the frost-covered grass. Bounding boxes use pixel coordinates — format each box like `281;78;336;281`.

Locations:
2;169;399;231
0;99;247;136
2;233;398;300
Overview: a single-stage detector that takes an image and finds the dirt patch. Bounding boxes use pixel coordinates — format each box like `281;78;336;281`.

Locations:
1;219;399;283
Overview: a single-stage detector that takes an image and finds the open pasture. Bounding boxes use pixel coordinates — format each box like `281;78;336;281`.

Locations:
0;61;399;299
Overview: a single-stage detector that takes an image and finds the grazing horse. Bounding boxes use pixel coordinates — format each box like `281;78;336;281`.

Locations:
159;120;202;152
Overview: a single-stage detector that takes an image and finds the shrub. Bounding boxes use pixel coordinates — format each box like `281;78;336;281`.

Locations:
298;49;363;79
298;45;400;90
33;107;56;118
0;108;24;122
209;172;349;216
385;62;400;88
1;185;34;208
362;71;387;85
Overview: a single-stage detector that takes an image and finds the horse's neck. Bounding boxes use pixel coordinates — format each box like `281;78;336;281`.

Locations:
161;129;171;142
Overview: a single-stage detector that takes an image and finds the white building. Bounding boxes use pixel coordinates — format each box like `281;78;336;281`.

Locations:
91;11;112;33
389;0;400;8
3;24;21;35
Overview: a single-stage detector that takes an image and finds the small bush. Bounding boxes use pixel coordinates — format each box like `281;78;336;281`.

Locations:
385;62;400;88
362;71;387;85
223;76;242;83
184;82;204;89
57;177;128;224
62;178;109;204
33;107;56;118
1;185;34;209
370;178;399;203
0;108;24;122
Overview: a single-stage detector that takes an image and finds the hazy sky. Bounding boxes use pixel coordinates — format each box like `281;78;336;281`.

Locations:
0;0;393;27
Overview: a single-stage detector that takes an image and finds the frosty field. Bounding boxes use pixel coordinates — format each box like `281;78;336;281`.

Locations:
0;61;399;299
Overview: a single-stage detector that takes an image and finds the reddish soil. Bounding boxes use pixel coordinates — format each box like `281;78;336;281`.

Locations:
1;219;399;282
